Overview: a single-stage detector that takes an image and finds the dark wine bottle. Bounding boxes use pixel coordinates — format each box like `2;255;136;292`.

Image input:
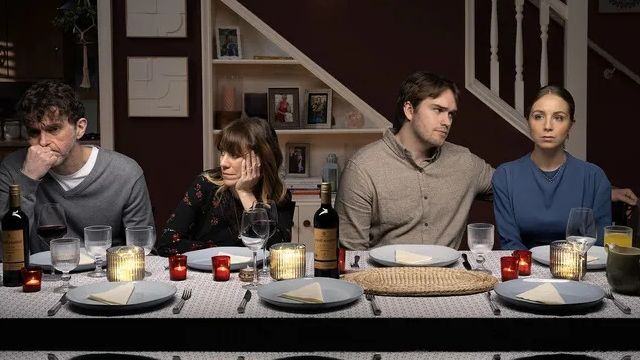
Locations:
2;184;30;287
313;182;339;278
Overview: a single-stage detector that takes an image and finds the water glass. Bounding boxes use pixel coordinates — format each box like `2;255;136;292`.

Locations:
467;223;494;273
126;225;156;277
84;225;112;278
50;237;80;293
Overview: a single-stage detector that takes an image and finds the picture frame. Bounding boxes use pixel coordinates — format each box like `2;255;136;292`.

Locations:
303;89;332;129
215;26;242;59
268;88;300;129
285;143;310;177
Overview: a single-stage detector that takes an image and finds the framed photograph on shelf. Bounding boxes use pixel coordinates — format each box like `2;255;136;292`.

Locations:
303;89;332;129
215;26;242;59
286;143;310;177
268;88;299;129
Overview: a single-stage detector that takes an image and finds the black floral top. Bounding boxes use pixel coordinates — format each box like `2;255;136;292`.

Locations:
156;168;295;257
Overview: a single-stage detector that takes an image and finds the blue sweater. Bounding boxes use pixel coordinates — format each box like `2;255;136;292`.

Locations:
492;153;611;250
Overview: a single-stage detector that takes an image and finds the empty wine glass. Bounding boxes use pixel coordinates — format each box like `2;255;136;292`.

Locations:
50;237;80;293
467;223;494;273
126;225;155;277
37;203;68;281
253;200;278;276
84;225;112;278
240;207;269;290
566;207;596;280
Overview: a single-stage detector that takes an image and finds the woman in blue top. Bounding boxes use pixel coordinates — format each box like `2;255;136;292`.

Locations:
492;85;612;250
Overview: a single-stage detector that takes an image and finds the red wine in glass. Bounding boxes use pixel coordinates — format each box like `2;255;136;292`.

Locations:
37;224;68;240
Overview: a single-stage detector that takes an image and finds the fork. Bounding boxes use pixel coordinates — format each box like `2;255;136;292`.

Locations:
365;293;382;316
486;291;501;316
605;288;631;314
172;288;192;314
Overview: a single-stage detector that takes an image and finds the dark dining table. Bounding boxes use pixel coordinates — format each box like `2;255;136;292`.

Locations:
0;250;638;354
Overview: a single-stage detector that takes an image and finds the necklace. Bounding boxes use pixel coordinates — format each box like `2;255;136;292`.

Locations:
539;162;565;183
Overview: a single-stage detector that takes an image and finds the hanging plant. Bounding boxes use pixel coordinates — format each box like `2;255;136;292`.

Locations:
52;0;97;88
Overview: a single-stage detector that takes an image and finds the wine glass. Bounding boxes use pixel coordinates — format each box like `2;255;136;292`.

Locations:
84;225;112;278
125;225;155;277
50;237;80;293
37;203;68;281
565;207;596;280
467;223;494;273
253;200;278;276
240;207;269;290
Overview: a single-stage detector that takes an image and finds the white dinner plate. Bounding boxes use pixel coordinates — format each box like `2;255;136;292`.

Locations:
494;278;604;312
369;244;460;267
530;245;607;270
258;277;363;310
30;249;96;272
66;281;177;311
184;246;265;271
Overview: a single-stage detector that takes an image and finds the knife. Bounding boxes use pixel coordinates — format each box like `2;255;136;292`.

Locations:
47;293;68;316
237;290;252;314
461;253;472;270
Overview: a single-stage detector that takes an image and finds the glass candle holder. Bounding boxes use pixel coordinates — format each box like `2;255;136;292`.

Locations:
212;255;231;281
107;245;145;282
512;250;532;276
269;243;306;280
239;267;254;282
21;266;42;292
169;254;188;281
550;240;586;281
338;248;346;274
500;256;519;281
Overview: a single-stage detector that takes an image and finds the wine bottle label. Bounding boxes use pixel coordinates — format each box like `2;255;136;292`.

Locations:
314;228;337;269
1;230;25;270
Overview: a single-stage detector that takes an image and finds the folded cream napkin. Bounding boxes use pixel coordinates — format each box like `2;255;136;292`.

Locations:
586;255;598;263
87;282;135;305
516;282;565;305
395;249;433;265
79;253;94;265
279;282;324;304
218;252;251;265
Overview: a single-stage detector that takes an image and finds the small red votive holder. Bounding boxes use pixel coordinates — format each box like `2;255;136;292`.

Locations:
500;256;519;282
21;266;42;292
338;248;346;274
169;254;188;281
512;250;532;276
212;255;231;281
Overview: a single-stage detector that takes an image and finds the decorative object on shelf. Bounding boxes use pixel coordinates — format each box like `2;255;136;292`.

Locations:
106;245;145;282
346;110;365;129
218;74;240;112
127;56;189;117
125;0;187;38
303;89;332;129
52;0;97;88
322;153;340;193
244;93;268;119
216;26;242;59
270;243;306;280
286;143;310;177
252;55;294;60
268;88;300;129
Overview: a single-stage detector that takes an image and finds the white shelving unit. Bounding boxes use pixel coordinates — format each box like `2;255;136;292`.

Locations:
201;0;390;246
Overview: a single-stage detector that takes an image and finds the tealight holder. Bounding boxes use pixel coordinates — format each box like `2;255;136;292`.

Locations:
500;256;519;281
212;255;231;281
512;249;532;276
239;267;254;282
169;254;188;281
549;240;586;281
107;245;145;282
270;243;306;280
21;266;42;292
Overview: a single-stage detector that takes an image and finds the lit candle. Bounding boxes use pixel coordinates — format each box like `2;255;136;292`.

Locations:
212;255;231;281
270;243;306;280
512;250;532;276
500;256;519;282
169;254;188;281
21;266;42;293
549;240;585;281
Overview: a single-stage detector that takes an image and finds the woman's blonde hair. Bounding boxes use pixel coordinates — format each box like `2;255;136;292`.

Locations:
206;117;286;203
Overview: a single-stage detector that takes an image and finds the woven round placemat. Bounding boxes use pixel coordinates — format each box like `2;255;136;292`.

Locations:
342;267;498;296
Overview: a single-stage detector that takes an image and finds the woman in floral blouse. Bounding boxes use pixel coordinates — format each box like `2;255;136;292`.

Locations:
157;117;295;256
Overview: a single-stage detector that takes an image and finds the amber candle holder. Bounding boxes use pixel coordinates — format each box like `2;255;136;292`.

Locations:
169;254;188;281
212;255;231;281
21;266;42;292
107;245;145;282
549;240;586;281
269;243;306;280
500;256;519;281
512;250;532;276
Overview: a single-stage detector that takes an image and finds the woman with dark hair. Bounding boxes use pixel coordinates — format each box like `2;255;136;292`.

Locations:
492;85;612;250
157;117;295;256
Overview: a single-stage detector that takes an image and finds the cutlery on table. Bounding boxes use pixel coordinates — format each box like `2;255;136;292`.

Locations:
372;354;382;360
351;255;361;268
461;253;472;270
605;288;631;314
237;289;252;314
485;291;501;316
47;293;68;317
172;356;182;360
365;293;382;316
172;288;192;314
47;354;60;360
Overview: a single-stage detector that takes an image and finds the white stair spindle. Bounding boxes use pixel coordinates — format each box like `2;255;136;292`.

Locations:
514;0;525;115
490;0;500;95
539;1;550;87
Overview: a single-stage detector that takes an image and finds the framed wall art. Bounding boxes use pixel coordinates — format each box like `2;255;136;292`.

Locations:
285;143;310;177
268;88;299;129
303;89;332;129
216;26;242;59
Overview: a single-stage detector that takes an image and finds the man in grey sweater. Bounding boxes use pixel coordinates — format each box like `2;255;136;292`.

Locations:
0;80;154;255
